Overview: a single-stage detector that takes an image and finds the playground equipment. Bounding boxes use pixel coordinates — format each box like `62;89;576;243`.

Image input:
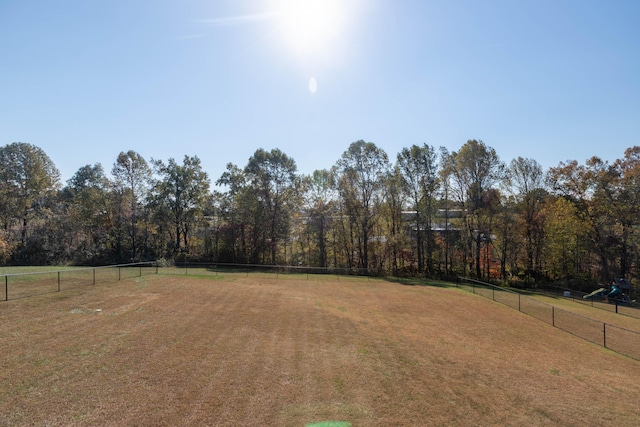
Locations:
582;285;622;300
583;287;606;300
607;285;622;299
583;278;632;304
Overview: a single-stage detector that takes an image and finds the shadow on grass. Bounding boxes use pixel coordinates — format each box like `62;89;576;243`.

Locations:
383;276;459;289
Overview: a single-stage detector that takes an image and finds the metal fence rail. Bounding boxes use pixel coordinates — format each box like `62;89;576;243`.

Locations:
1;262;158;302
459;278;640;361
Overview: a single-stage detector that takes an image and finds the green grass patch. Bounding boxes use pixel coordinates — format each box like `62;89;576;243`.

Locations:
0;266;84;275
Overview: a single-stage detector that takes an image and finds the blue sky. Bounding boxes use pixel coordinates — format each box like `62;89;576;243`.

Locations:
1;0;639;183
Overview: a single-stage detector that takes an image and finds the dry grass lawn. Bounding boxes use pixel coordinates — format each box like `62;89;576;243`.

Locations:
1;271;639;426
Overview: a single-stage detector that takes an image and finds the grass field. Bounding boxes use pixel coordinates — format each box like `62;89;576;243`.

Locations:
1;271;640;426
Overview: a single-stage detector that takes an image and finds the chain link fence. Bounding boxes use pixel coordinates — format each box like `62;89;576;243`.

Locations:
535;284;639;319
459;278;640;361
1;262;158;301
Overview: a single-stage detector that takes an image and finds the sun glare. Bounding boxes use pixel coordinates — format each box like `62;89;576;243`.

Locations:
308;77;318;93
273;0;348;56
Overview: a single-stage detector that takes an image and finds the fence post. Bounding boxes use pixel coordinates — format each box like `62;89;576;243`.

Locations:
118;267;121;281
5;276;7;301
93;268;96;285
603;323;607;348
492;287;495;301
57;271;61;292
552;306;555;327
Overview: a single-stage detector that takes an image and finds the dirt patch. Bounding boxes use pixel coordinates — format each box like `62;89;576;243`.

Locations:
1;273;639;426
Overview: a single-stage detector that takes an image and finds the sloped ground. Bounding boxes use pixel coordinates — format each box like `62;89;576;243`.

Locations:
1;273;639;426
525;291;640;330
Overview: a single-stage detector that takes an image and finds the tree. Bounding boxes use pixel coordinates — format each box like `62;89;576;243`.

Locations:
504;157;547;282
215;163;251;263
151;155;210;256
111;151;151;261
301;169;337;267
335;140;390;270
443;140;504;278
612;147;640;278
548;157;617;281
541;197;587;283
0;142;60;246
492;196;521;282
438;147;456;274
244;148;299;264
64;163;111;263
377;166;407;273
397;143;439;274
0;231;11;265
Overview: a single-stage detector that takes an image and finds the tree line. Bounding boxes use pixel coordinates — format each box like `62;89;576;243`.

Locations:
2;140;640;290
